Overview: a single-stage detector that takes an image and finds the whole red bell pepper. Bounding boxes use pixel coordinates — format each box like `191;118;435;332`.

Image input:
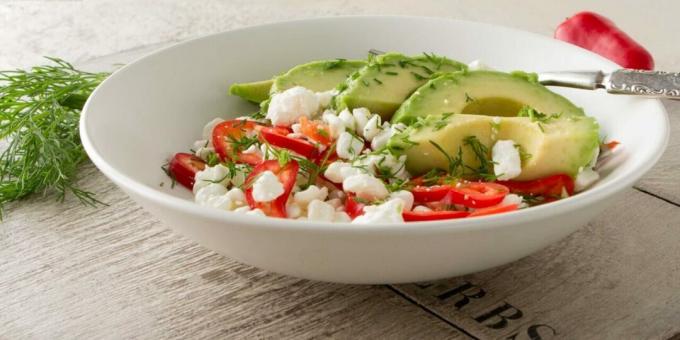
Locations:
555;11;654;70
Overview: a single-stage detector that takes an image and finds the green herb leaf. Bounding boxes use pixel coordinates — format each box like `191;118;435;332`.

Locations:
0;57;110;218
323;58;347;70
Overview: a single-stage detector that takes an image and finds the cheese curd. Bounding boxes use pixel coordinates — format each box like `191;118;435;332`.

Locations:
202;118;225;140
343;173;389;201
371;122;406;150
294;185;329;207
322;110;347;139
336;131;364;159
362;114;382;141
352;199;405;224
389;190;414;211
266;86;320;126
307;199;336;222
252;170;285;202
575;168;600;192
492;140;522;180
193;164;231;193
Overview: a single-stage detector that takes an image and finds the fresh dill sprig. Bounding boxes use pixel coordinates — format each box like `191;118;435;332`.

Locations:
410;71;428;81
517;105;561;132
463;136;496;180
429;140;464;177
515;143;532;162
323;58;347;70
422;52;445;70
0;57;110;218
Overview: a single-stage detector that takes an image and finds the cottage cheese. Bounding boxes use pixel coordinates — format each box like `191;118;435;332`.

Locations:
336;131;364;159
252;170;285;202
343;173;389;200
352;199;405;224
492;140;522;180
266;86;320;126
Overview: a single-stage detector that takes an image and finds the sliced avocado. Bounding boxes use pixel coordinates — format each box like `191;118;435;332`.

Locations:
271;59;366;93
229;59;365;104
333;53;466;120
387;113;599;181
229;79;273;103
391;71;585;125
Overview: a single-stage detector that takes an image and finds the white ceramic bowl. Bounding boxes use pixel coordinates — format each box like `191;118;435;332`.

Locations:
81;16;669;284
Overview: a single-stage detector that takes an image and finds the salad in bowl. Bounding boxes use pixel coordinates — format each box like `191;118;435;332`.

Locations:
165;52;614;224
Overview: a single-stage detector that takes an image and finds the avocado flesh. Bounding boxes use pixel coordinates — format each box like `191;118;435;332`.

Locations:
271;59;366;93
229;59;366;104
228;79;273;103
391;71;585;125
387;113;599;181
333;53;467;120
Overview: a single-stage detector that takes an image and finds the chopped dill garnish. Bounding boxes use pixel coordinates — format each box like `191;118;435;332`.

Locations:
373;78;383;85
433;120;448;131
385;71;398;76
277;149;291;167
419;65;434;75
423;52;445;70
324;58;347;70
361;79;370;87
161;163;177;189
463;136;495;180
515;143;532;162
398;59;413;68
517;105;561;132
464;92;475;103
317;128;329;138
335;82;349;93
429;140;464;176
206;152;220;167
411;71;428;81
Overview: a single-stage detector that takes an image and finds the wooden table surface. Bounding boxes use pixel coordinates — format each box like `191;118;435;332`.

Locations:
2;1;679;339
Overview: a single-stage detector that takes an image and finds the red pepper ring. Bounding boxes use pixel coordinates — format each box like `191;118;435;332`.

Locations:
244;160;299;218
258;127;319;159
403;210;470;222
411;185;454;203
497;174;574;198
468;204;519;217
444;182;510;209
345;194;366;219
555;11;654;70
168;153;206;189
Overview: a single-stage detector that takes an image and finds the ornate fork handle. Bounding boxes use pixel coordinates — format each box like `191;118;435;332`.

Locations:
538;69;680;100
606;69;680;99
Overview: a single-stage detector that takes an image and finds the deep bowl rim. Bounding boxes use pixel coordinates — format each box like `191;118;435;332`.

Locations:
80;15;670;234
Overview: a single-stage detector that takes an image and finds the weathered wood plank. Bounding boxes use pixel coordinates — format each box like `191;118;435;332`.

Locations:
0;164;467;340
636;100;680;205
394;189;680;339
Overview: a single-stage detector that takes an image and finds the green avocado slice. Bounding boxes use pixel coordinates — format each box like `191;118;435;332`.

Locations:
387;113;599;181
391;70;585;125
271;59;366;93
228;79;273;103
333;53;467;120
228;59;366;104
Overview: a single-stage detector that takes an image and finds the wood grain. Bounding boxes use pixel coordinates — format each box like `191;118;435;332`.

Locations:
2;3;680;338
636;100;680;205
395;189;680;339
0;164;466;340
